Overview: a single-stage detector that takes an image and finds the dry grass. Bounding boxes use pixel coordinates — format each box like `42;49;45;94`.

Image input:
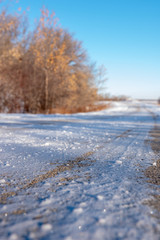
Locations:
49;103;110;114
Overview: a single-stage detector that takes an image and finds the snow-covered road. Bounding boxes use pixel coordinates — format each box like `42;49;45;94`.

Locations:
0;100;160;240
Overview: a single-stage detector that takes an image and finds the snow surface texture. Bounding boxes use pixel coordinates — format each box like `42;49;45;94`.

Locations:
0;100;160;240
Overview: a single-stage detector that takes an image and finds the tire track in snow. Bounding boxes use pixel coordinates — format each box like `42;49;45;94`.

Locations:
0;151;94;204
0;125;140;205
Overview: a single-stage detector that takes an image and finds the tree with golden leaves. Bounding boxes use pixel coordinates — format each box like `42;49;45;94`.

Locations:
0;6;106;113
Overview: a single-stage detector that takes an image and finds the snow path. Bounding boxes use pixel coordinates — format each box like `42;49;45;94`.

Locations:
0;100;160;239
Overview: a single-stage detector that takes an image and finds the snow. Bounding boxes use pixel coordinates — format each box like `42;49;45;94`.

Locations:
0;100;160;239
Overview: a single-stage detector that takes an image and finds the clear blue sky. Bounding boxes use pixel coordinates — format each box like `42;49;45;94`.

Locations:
2;0;160;99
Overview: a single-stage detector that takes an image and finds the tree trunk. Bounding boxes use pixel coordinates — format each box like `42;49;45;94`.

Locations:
44;68;49;113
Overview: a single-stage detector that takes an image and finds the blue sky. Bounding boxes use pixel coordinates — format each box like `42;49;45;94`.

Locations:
2;0;160;99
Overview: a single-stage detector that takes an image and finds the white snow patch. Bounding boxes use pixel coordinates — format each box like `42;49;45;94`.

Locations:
41;224;52;232
0;179;6;184
41;198;53;206
99;218;106;225
116;160;123;164
65;237;73;240
97;195;104;200
74;208;83;214
9;234;19;240
79;202;87;207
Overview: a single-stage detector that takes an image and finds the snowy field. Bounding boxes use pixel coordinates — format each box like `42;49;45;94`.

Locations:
0;100;160;240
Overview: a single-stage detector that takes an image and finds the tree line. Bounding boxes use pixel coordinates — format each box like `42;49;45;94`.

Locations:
0;6;107;113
